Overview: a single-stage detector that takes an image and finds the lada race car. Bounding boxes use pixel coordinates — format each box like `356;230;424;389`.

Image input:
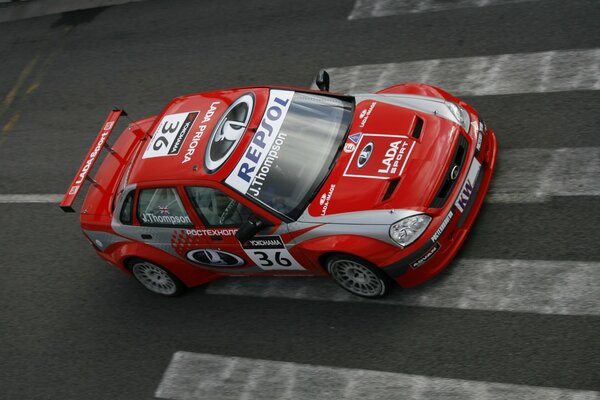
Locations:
60;72;497;298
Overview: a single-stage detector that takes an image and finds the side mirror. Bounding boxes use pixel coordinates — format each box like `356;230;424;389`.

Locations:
315;69;330;92
235;215;273;243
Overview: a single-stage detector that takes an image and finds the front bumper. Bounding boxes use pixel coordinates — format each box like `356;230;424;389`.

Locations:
383;126;498;287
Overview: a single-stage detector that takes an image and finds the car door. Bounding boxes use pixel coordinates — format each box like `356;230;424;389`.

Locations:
134;186;198;260
183;185;314;274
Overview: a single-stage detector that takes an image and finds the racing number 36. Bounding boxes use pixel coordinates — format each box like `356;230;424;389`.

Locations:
253;251;292;267
153;121;180;150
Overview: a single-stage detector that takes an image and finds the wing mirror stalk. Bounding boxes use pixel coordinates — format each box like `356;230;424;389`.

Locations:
235;215;273;243
315;69;330;92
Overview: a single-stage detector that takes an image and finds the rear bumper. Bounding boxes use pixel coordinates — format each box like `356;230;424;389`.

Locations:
384;127;498;287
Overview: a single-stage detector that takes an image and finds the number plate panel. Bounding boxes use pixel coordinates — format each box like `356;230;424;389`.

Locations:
143;111;199;159
242;235;305;271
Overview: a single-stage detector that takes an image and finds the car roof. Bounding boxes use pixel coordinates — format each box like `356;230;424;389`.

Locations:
127;87;271;185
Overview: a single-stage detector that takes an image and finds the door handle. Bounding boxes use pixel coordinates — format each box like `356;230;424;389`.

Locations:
141;234;152;240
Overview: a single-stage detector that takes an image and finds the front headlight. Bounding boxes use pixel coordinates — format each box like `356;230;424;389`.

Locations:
389;214;432;247
445;101;471;132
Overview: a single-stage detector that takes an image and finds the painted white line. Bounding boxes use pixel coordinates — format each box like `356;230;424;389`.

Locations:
488;147;600;203
314;49;600;95
348;0;540;19
0;194;63;203
156;351;600;400
206;259;600;316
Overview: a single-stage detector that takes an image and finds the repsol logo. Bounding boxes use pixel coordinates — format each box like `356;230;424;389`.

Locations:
236;96;289;184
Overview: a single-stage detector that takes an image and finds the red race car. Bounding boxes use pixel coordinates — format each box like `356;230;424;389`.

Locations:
61;72;497;298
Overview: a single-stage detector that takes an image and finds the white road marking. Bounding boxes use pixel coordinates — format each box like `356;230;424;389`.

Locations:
206;259;600;316
488;147;600;203
0;194;63;203
348;0;541;19
156;352;600;400
314;49;600;95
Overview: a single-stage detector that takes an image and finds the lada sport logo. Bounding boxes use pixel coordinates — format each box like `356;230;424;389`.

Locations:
186;249;245;268
357;142;373;168
204;93;254;172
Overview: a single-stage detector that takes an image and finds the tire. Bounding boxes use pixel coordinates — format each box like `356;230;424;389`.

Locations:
129;258;186;296
326;254;393;299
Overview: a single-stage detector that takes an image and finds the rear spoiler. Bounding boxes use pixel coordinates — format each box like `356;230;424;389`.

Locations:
59;109;144;213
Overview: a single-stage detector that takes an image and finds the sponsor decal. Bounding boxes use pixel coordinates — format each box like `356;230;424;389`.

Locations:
241;235;305;271
182;102;220;164
357;142;373;168
246;131;288;197
69;122;114;195
344;134;415;180
344;143;356;153
378;140;410;175
319;193;327;206
348;133;361;144
143;111;200;159
431;211;453;243
204;94;254;171
184;228;238;237
158;205;170;214
411;243;441;269
359;101;376;128
140;213;192;225
225;90;294;195
455;158;481;213
319;184;336;216
186;249;245;268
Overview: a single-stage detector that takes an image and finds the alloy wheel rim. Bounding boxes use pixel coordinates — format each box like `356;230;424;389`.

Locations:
132;262;177;295
330;259;384;297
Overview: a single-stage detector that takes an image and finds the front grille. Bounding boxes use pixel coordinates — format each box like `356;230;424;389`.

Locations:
430;134;469;208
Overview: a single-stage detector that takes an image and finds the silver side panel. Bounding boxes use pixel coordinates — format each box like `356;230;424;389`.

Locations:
83;230;130;252
297;208;418;225
353;93;460;126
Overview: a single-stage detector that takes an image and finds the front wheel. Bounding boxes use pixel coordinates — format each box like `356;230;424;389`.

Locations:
326;254;393;298
129;258;186;296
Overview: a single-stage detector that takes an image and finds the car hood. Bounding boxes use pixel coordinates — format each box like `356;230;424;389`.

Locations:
300;93;462;222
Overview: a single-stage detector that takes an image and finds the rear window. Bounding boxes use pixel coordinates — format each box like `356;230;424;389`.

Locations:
137;188;192;227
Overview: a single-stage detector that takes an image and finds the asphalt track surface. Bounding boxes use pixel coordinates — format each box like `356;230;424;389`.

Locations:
1;0;599;399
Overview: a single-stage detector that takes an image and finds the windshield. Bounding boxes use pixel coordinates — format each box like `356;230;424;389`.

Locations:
225;90;353;219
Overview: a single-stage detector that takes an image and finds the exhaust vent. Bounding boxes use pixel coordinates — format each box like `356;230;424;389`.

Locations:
382;178;400;202
411;117;424;139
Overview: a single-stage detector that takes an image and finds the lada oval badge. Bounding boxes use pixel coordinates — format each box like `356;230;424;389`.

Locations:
204;93;254;173
186;249;245;267
450;165;460;180
357;142;374;168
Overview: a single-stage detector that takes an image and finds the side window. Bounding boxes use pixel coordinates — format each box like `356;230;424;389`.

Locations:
119;191;134;225
137;187;192;227
186;186;252;227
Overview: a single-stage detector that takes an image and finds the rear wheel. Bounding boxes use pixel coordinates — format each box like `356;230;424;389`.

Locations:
129;258;185;296
326;254;393;298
